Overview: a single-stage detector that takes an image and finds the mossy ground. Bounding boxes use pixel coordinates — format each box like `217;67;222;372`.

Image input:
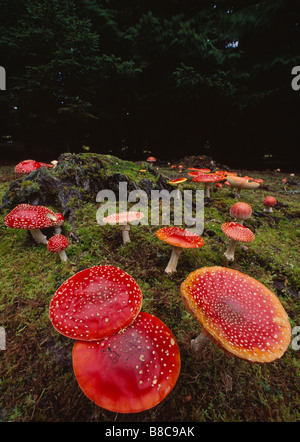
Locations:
0;162;299;422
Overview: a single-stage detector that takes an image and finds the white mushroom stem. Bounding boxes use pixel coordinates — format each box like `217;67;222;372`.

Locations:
165;246;182;273
264;206;273;213
58;250;68;262
235;187;241;198
204;183;211;198
191;332;210;352
224;239;237;261
235;218;244;225
30;229;48;244
121;224;131;244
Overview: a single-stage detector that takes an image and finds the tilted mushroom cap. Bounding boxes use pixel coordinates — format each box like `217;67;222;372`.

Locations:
226;176;260;190
156;227;204;249
103;211;144;225
168;178;187;185
49;265;143;341
47;234;69;253
230;202;252;221
192;173;224;183
72;312;181;413
263;196;277;207
221;222;255;243
14;159;41;175
4;204;57;230
180;266;291;362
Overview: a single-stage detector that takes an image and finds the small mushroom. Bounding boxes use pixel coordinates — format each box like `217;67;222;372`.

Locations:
4;204;58;244
102;211;144;244
168;177;187;198
47;234;69;262
192;173;224;198
156;227;204;273
180;266;291;362
229;202;252;225
222;222;255;261
263;196;277;213
72;312;181;413
147;156;156;168
49;265;143;341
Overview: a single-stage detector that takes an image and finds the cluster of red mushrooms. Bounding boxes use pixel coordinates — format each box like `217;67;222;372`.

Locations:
3;158;292;414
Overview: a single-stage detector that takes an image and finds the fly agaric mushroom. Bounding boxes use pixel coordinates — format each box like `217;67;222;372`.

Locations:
263;196;277;212
4;204;58;244
192;173;224;198
49;265;143;341
147;156;156;167
230;202;252;225
14;159;42;177
47;234;69;262
52;212;64;234
222;222;255;261
168;177;187;198
180;266;291;362
226;176;260;198
102;211;144;244
72;312;180;413
156;227;204;273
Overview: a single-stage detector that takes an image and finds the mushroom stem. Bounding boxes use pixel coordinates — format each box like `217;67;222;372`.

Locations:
264;207;273;213
30;229;48;244
204;183;211;198
121;224;131;244
236;218;244;225
165;246;182;273
191;332;210;353
59;250;68;262
224;239;237;261
235;187;241;198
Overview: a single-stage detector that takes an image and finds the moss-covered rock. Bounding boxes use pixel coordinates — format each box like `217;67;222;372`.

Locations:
0;153;172;222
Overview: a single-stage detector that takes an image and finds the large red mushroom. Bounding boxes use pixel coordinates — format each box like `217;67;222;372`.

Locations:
156;227;204;273
4;204;58;244
49;265;143;341
72;312;181;413
180;266;291;362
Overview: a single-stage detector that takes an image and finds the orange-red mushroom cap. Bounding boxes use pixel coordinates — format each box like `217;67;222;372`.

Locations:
230;202;252;221
168;178;187;185
72;312;181;413
221;222;255;243
180;266;291;362
103;211;144;225
49;265;143;341
263;196;277;207
14;159;42;174
192;173;224;183
156;227;204;249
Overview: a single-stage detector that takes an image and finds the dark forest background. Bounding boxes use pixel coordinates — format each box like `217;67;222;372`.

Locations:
0;0;300;169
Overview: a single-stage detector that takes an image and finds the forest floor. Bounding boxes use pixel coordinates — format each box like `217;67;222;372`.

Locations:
0;160;299;423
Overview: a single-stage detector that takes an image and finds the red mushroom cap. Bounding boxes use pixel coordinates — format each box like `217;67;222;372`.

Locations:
221;222;254;243
147;156;156;162
52;212;64;227
72;312;181;413
4;204;57;230
102;211;144;225
47;234;69;253
168;178;187;185
230;202;252;221
180;266;291;362
192;173;224;183
49;265;143;341
156;227;204;249
263;196;277;207
14;159;41;175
